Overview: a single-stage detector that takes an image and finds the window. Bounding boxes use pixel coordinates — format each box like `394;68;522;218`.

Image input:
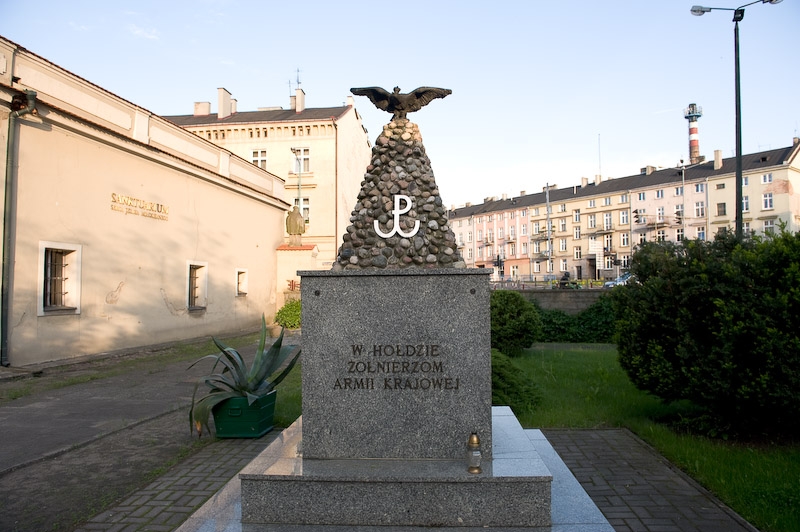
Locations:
488;215;493;222
39;242;82;315
588;199;596;208
458;233;464;245
477;230;483;241
520;209;527;217
695;202;705;217
498;228;504;239
252;150;267;170
510;265;519;279
675;186;683;196
559;219;567;232
761;173;773;184
621;255;631;268
620;194;628;203
534;261;541;273
574;226;581;239
574;246;582;259
521;224;527;236
560;238;567;252
477;247;483;258
742;176;749;186
656;189;664;199
522;242;528;255
467;231;472;243
742;222;750;234
716;183;725;190
716;203;727;216
603;212;612;230
638;233;646;245
620;210;629;225
292;147;310;173
621;232;629;247
638;192;646;201
559;203;566;213
487;230;493;242
510;211;515;219
604;234;613;250
467;248;473;260
604;256;614;269
188;261;208;310
697;227;706;241
509;243;516;256
560;259;568;272
533;208;539;216
573;209;581;222
294;197;310;224
657;230;666;242
676;228;684;241
657;207;665;223
236;269;248;296
588;214;596;229
603;197;611;206
742;195;750;212
762;193;774;210
695;183;705;193
533;222;540;234
534;241;541;254
509;227;515;239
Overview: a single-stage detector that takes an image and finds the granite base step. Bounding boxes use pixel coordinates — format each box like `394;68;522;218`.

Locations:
239;407;551;528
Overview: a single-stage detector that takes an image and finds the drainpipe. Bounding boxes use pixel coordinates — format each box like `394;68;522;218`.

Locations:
2;90;38;366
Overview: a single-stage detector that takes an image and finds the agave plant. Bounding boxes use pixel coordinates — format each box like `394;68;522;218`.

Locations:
188;315;301;437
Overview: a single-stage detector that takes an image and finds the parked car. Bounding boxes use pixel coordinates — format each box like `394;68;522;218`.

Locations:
603;272;632;289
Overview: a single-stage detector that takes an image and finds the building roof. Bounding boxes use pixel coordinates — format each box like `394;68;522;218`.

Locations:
448;144;799;219
163;106;351;127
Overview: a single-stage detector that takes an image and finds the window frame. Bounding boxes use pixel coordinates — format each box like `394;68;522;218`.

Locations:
187;261;209;311
38;241;82;316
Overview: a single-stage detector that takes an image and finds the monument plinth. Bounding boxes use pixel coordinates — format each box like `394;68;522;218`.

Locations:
240;88;552;528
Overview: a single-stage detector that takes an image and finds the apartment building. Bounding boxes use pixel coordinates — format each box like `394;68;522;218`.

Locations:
164;88;372;266
450;141;800;282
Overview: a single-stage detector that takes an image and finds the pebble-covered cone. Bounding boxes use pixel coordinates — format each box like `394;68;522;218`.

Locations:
333;119;465;270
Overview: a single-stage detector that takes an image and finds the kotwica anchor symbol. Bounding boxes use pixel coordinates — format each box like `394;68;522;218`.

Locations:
374;194;420;238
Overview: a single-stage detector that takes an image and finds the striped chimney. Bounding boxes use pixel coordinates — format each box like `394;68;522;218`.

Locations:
684;103;703;165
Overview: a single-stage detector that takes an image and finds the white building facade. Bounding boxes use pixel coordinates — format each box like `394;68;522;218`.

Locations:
1;37;289;366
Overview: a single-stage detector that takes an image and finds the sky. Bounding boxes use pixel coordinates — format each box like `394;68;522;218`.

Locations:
2;0;798;209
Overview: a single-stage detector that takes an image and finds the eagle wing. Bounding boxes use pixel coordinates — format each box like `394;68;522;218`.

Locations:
407;87;452;113
350;87;392;112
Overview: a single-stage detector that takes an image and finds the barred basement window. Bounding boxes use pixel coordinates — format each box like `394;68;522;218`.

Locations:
38;241;82;315
187;261;208;311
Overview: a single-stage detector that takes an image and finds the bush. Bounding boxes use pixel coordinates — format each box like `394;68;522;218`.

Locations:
275;299;302;329
612;230;800;437
491;349;541;417
490;290;541;357
535;295;616;343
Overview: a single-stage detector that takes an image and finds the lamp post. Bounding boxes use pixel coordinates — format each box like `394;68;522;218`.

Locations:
691;0;782;239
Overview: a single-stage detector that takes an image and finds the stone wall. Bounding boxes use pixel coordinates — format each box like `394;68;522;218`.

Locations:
517;289;605;315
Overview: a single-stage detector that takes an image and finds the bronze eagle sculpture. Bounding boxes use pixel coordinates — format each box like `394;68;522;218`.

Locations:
350;86;452;120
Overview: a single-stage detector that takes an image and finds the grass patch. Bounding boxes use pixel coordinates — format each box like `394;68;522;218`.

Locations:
515;344;800;532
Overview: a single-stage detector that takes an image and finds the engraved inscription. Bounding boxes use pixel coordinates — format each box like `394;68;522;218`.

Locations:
334;343;460;392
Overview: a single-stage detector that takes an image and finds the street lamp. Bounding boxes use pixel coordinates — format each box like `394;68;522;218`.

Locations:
690;0;782;239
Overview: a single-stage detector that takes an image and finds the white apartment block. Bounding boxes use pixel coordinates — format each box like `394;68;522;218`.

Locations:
164;88;372;267
450;141;800;282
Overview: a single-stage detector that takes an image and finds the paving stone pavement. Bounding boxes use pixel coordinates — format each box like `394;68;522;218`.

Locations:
543;429;759;532
73;433;279;532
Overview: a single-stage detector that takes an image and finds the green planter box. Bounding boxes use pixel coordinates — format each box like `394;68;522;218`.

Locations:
212;391;277;438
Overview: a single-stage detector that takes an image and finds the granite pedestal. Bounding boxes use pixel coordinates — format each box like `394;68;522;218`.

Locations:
240;408;551;528
239;270;552;527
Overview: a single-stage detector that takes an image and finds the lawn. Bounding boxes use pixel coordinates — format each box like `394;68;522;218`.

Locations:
513;344;800;532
